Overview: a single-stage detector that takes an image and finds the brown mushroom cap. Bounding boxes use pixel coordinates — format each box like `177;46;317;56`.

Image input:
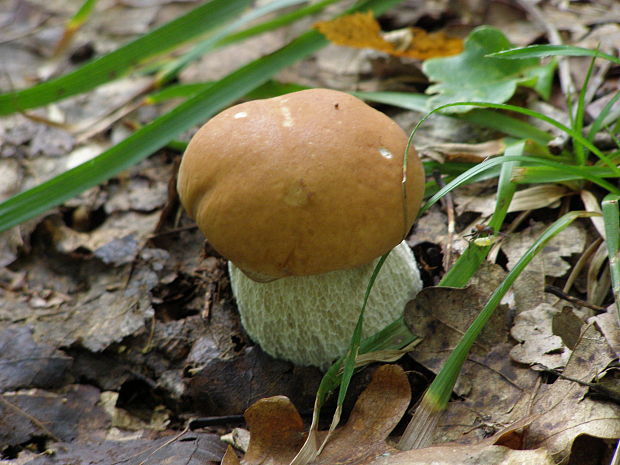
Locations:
177;88;424;279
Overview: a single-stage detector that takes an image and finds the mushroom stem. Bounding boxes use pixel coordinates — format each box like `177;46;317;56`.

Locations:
229;241;422;369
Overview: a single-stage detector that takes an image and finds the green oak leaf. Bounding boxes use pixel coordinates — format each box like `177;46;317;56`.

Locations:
423;26;555;113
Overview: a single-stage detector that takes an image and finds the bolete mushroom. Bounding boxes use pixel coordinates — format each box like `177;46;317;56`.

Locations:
177;88;425;368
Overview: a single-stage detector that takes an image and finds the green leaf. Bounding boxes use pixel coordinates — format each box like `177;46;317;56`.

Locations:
422;26;548;113
602;194;620;319
520;58;556;100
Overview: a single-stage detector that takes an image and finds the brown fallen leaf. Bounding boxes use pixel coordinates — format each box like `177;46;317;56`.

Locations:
523;323;620;462
244;395;307;465
227;364;557;465
314;11;463;60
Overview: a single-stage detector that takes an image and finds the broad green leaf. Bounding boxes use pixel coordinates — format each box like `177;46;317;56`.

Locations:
423;26;550;113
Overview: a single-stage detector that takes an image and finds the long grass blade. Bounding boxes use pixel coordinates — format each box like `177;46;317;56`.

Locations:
489;44;620;65
355;91;552;144
0;32;325;232
154;0;311;84
398;210;600;450
438;140;522;288
0;0;253;114
602;194;620;320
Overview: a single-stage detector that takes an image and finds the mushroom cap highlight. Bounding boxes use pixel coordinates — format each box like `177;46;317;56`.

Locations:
177;88;425;278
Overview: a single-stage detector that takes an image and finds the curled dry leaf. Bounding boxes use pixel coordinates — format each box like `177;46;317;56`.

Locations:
314;11;463;60
510;303;571;370
226;364;558;465
230;364;411;465
421;139;506;163
523;323;620;462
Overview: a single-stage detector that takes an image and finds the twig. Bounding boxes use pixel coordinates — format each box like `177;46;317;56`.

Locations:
0;394;61;442
432;170;455;269
545;285;607;312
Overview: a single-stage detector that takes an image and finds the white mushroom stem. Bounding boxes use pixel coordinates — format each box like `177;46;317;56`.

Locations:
229;241;423;369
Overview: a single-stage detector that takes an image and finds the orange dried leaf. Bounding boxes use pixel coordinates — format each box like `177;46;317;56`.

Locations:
394;27;464;60
314;12;463;60
243;395;307;465
314;11;393;54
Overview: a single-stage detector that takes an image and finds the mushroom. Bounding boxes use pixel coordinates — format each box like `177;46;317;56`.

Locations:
177;88;425;368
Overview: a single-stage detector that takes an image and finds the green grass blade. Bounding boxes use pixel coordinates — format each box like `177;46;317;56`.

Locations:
398;210;600;450
423;101;620;176
154;0;311;84
438;140;523;288
602;194;620;319
0;32;326;232
355;91;552;144
513;165;620;184
572;55;597;164
588;91;620;144
218;0;341;46
0;0;252;114
489;44;620;65
145;80;308;104
68;0;98;28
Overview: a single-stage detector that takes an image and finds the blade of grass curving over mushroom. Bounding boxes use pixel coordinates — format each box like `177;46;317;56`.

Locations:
418;102;620;175
488;44;620;65
354;91;552;144
0;0;254;114
397;210;601;450
602;194;620;320
0;0;407;233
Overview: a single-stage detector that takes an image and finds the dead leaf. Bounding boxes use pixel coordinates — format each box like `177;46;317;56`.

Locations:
243;396;307;465
0;326;71;392
0;385;110;447
316;364;411;464
187;346;321;416
23;431;227;465
510;303;571;370
404;263;510;392
589;306;620;358
232;364;556;465
523;323;620;462
369;443;555;465
314;12;463;60
508;185;572;213
422;139;506;163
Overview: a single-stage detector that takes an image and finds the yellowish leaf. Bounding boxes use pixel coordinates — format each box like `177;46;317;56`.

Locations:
314;12;463;60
